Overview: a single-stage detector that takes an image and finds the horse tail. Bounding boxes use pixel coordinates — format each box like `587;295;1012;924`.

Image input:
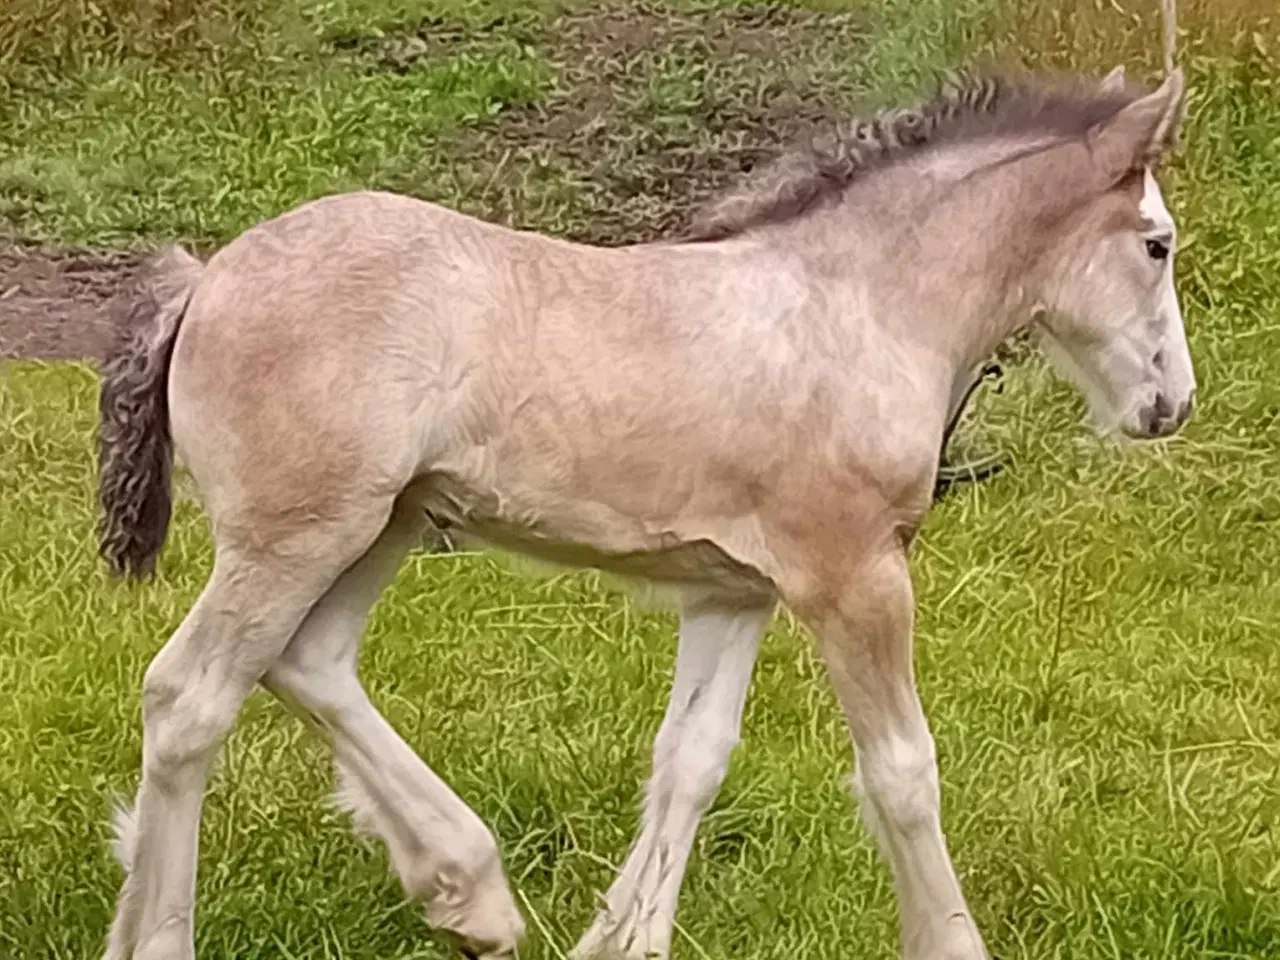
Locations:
97;245;204;579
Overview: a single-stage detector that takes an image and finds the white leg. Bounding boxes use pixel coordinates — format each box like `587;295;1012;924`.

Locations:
803;549;988;960
572;598;774;960
263;505;524;957
105;511;387;960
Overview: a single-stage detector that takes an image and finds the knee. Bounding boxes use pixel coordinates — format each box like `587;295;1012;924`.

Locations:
140;664;241;785
140;651;186;722
853;734;939;831
665;728;739;808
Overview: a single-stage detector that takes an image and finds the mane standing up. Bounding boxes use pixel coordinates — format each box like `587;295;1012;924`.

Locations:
95;15;1192;960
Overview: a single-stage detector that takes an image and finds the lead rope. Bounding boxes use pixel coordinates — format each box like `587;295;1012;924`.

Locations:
933;361;1006;502
1161;0;1177;78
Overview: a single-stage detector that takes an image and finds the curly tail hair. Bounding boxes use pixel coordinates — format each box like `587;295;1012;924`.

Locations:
97;245;204;580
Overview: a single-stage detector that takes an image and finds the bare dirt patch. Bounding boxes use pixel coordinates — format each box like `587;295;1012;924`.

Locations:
390;0;871;244
0;239;142;361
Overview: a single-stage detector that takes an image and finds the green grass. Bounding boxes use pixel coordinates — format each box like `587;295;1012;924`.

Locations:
3;1;1280;958
0;2;554;247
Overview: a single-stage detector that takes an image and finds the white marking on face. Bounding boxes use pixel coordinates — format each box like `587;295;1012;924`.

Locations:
1139;168;1174;235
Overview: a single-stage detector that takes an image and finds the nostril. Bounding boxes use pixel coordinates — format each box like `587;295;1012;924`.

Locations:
1153;392;1175;420
1139;404;1160;436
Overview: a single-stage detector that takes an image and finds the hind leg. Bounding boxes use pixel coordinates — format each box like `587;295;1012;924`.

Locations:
262;503;523;957
105;506;392;960
573;598;773;960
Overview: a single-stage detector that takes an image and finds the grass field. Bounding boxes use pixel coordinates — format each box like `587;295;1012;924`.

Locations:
3;0;1280;958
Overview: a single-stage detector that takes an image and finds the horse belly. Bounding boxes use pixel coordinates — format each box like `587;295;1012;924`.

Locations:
408;477;773;604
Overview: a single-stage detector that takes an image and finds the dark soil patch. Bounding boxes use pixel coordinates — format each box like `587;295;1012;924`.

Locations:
385;0;872;244
0;239;143;361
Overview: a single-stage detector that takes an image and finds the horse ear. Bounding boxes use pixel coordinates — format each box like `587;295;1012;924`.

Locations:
1088;67;1184;178
1099;65;1126;93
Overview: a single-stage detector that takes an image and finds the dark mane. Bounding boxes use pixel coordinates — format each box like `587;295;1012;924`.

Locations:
686;72;1145;242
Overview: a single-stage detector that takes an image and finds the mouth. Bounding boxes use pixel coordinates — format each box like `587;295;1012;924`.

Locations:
1119;421;1176;442
1119;405;1189;441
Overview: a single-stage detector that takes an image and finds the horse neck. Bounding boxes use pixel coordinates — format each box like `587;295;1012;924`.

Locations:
823;143;1078;380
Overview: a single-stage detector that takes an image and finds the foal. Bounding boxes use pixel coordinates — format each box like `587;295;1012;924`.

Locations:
97;67;1192;960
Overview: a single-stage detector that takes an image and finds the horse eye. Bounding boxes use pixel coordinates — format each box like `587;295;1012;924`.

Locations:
1145;238;1170;261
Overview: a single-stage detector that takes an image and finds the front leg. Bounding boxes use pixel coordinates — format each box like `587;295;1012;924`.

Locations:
790;547;989;960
